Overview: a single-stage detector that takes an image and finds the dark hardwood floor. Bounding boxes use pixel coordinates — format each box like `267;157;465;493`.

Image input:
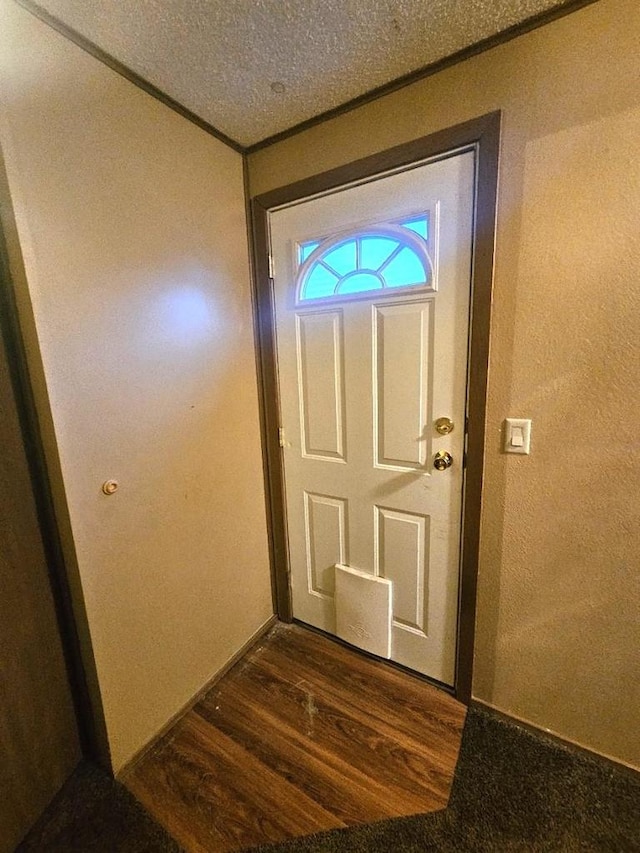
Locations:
124;623;466;853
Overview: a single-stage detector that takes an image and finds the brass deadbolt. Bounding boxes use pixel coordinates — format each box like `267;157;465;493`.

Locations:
433;451;453;471
435;417;454;435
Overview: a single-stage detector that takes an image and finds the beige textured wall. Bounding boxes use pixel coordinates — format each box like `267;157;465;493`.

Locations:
249;0;640;768
0;2;273;771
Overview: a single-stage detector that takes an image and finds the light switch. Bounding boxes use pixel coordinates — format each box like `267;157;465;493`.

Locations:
504;418;531;454
511;427;524;447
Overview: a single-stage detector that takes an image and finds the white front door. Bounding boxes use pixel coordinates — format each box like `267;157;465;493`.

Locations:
269;150;475;685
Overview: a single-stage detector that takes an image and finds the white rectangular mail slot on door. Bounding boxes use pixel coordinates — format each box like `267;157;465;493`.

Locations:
334;564;392;659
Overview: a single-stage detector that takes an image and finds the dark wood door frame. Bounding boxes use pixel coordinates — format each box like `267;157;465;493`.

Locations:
250;111;501;704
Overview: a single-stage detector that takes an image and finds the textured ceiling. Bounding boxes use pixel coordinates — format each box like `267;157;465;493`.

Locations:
30;0;575;147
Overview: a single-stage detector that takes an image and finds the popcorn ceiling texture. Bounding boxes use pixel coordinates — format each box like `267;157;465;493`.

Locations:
32;0;570;146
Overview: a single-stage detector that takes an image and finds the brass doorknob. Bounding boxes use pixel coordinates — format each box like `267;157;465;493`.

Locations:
433;451;453;471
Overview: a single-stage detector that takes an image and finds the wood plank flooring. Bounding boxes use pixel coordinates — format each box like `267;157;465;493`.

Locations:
124;623;466;853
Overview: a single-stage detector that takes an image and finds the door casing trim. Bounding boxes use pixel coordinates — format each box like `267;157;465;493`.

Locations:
250;111;501;703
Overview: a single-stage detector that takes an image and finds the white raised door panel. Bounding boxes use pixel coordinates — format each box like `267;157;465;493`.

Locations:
303;491;347;597
373;301;432;470
296;311;346;461
270;151;474;685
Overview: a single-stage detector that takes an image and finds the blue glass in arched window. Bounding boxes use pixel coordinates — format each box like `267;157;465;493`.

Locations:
296;214;432;303
299;240;321;262
401;216;428;240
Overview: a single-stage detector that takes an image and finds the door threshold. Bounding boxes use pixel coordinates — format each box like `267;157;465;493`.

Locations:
290;618;457;699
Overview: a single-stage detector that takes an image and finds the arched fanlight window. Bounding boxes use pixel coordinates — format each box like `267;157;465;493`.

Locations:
296;214;433;304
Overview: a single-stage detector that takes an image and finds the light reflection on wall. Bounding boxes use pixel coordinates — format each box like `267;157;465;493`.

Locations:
144;272;219;353
158;287;214;345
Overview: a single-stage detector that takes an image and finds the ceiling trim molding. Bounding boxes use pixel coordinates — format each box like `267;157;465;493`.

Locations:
13;0;245;154
13;0;598;154
245;0;598;154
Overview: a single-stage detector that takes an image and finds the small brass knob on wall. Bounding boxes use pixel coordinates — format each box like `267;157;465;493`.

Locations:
433;451;453;471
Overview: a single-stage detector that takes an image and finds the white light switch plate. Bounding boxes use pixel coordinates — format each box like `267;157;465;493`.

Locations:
504;418;532;454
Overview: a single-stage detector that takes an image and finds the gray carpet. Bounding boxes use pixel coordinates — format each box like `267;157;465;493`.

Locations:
16;761;180;852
